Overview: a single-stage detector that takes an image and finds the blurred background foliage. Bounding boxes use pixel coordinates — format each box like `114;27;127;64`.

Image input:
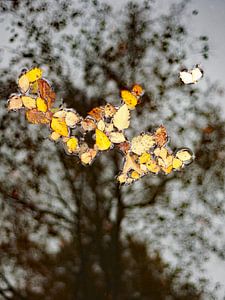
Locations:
0;0;225;299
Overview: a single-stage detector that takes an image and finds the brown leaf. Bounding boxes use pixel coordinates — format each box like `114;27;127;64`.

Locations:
26;109;51;124
38;79;56;109
154;125;168;147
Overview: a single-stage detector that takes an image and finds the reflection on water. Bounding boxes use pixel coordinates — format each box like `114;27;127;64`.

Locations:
0;0;225;299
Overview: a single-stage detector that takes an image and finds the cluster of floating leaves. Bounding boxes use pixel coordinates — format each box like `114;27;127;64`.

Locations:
7;67;194;185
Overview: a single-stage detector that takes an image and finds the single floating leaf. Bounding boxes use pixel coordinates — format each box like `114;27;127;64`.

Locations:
175;148;193;164
180;66;203;84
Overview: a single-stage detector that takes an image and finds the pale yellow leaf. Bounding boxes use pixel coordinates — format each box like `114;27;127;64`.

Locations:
175;149;193;164
50;131;61;141
113;104;130;130
80;148;97;165
7;95;23;111
18;74;30;93
131;134;155;155
65;110;80;128
21;96;36;109
109;132;126;143
53;110;67;118
97;120;105;131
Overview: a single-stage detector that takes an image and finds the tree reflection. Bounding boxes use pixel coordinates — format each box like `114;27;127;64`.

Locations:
0;0;223;299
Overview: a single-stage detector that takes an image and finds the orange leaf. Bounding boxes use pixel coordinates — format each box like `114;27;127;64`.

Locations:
131;84;144;97
88;106;104;121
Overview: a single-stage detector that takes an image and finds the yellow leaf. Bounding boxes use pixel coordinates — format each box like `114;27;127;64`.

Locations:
21;96;36;109
36;97;48;112
7;95;23;111
172;158;183;169
162;165;173;174
95;128;111;151
146;161;160;174
18;74;30;93
30;80;39;94
25;67;43;82
113;104;130;130
131;171;140;179
139;152;151;164
66;137;78;153
121;90;137;109
51;117;69;137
